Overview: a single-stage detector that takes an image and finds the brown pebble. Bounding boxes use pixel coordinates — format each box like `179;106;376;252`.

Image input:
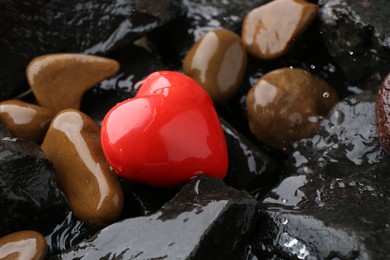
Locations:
246;68;338;152
26;53;120;113
0;100;54;143
375;73;390;154
41;109;123;227
183;29;247;102
0;230;47;260
242;0;318;60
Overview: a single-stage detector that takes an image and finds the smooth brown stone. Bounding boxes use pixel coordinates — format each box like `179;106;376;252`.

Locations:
246;68;338;152
0;100;54;143
183;29;247;102
0;230;47;260
242;0;318;60
41;109;123;227
375;72;390;154
27;53;120;113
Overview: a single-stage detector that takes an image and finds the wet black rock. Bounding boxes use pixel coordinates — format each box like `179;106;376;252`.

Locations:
54;176;257;260
319;0;390;89
45;211;92;257
221;118;281;198
287;91;385;176
248;92;390;259
81;44;166;124
0;0;182;101
0;138;68;236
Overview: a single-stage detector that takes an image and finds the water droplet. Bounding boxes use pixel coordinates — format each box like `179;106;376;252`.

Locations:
323;92;330;98
281;217;288;225
348;50;354;55
310;64;316;70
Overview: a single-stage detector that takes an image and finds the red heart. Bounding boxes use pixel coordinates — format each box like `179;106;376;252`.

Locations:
101;71;228;187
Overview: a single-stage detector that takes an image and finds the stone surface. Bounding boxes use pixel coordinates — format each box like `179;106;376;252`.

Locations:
45;211;93;257
375;72;390;154
221;118;281;197
41;109;123;227
246;68;338;152
54;176;257;259
248;92;390;259
318;0;390;89
0;138;67;236
242;0;318;60
0;0;182;101
0;230;47;260
27;54;120;112
148;0;270;67
183;29;247;102
0;100;54;143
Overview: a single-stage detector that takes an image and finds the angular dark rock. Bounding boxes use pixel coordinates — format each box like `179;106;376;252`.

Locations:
318;0;390;89
0;138;68;236
248;92;390;259
45;211;92;257
54;176;257;260
221;118;281;197
0;0;182;101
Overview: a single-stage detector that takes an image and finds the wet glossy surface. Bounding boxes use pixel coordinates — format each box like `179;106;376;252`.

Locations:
0;138;67;237
221;118;281;197
101;71;228;187
26;53;119;112
251;92;390;259
0;100;54;143
0;230;47;260
54;176;257;260
41;109;123;227
375;73;390;154
183;29;247;102
246;68;338;152
242;0;318;60
289;91;385;174
0;0;182;101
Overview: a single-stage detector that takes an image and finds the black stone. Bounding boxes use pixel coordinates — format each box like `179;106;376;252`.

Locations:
319;0;390;89
221;118;281;198
0;0;182;101
53;176;257;260
0;120;12;139
45;211;92;257
248;92;390;259
0;138;68;236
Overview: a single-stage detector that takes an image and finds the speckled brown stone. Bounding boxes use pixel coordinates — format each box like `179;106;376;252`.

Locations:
242;0;318;60
183;29;247;102
0;100;54;143
41;109;123;227
0;230;47;260
26;53;119;113
246;68;338;152
375;73;390;154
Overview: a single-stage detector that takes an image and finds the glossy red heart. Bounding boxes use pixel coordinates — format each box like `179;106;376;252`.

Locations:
101;71;228;187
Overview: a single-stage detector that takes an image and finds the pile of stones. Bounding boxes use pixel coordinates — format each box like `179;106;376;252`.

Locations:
0;0;389;259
